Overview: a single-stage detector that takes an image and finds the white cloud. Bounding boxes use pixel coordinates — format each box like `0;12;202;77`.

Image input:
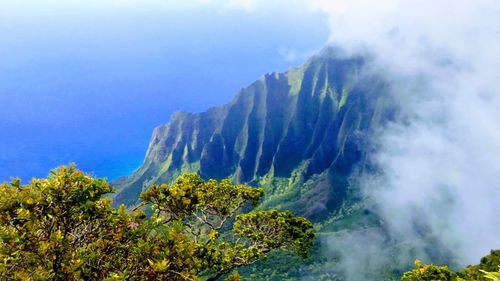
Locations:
309;0;500;273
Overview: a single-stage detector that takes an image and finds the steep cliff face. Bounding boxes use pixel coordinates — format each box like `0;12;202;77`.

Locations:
115;49;394;220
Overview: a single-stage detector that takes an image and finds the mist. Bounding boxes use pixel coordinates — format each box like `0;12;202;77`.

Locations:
310;0;500;278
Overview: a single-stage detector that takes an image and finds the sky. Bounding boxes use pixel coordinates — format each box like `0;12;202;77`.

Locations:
0;0;329;182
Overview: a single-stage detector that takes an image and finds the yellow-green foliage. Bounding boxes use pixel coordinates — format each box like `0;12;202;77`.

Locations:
401;251;500;281
0;165;315;281
460;250;500;281
482;267;500;281
401;260;458;281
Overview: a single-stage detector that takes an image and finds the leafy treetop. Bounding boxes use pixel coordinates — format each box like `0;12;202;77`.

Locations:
401;250;500;281
0;165;315;281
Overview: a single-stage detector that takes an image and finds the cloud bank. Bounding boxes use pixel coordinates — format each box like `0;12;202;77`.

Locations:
310;0;500;277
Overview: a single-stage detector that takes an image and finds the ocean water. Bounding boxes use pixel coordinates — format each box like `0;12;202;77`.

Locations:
0;4;329;183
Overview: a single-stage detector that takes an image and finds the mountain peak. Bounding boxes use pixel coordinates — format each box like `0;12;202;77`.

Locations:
114;51;393;220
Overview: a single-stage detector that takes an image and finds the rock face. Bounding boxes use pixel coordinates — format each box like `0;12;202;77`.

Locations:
115;48;394;220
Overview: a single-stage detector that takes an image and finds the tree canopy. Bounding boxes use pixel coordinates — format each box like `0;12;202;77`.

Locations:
401;260;458;281
401;250;500;281
0;165;315;280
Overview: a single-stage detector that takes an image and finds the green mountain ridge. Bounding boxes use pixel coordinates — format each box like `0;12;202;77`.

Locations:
114;48;395;222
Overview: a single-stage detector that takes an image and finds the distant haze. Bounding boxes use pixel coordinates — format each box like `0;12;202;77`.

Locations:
0;1;329;181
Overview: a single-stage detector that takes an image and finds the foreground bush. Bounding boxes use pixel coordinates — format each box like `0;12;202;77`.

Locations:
0;165;314;280
401;250;500;281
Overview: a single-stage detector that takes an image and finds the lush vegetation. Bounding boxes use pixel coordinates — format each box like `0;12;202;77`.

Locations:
401;260;459;281
1;164;498;281
0;165;314;280
460;250;500;280
401;250;500;281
